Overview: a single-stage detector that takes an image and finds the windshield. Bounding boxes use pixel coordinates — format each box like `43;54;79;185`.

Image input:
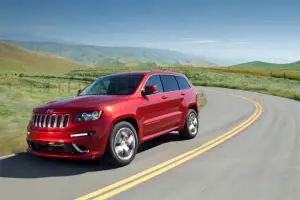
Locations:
79;74;144;96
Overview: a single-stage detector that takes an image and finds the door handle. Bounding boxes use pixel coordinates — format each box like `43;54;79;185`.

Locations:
181;93;186;96
162;96;168;99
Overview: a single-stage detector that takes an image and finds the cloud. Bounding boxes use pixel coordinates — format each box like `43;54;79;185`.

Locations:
181;37;198;40
142;39;220;46
142;40;250;48
180;40;220;44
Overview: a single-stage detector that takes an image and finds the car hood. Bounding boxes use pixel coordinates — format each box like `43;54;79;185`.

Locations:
35;95;128;113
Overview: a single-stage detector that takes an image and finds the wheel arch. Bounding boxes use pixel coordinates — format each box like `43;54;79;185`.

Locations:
188;103;198;114
112;114;141;142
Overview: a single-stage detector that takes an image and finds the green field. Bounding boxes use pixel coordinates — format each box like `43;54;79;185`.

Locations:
0;75;92;155
0;43;300;156
230;61;300;73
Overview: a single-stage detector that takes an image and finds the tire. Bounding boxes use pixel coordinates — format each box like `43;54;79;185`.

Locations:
179;109;199;139
104;121;138;167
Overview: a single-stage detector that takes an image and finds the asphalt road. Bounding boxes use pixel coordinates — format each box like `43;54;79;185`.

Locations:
1;87;299;200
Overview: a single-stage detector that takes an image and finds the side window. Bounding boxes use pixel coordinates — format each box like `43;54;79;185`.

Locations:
175;76;191;90
160;75;179;92
144;75;163;93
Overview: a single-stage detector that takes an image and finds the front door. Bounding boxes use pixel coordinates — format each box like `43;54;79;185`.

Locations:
138;74;182;139
138;75;168;137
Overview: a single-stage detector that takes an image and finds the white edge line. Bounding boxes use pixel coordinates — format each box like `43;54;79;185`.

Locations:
0;152;26;160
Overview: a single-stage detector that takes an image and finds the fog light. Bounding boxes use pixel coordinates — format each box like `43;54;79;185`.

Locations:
70;131;95;138
70;133;88;137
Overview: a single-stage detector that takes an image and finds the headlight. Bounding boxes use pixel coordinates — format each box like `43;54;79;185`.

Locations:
73;110;102;123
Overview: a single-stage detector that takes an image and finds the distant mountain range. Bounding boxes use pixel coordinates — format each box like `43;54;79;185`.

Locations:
230;61;300;72
1;33;298;70
1;41;299;75
1;40;217;67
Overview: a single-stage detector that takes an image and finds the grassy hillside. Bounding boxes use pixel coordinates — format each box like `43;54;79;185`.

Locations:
4;40;216;67
0;42;92;74
230;61;300;72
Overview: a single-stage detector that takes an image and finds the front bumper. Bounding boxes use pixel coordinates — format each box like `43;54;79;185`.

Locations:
26;129;108;160
27;146;102;160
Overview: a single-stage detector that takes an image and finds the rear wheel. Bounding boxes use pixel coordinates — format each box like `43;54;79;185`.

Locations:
105;121;138;167
179;109;199;139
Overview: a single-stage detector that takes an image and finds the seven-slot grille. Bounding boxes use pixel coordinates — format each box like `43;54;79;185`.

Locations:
32;114;70;128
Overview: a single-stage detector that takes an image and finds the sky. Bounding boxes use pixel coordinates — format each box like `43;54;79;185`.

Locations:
0;0;299;64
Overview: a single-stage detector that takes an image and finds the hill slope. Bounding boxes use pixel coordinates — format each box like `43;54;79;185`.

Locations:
0;42;92;74
230;61;300;72
3;40;216;67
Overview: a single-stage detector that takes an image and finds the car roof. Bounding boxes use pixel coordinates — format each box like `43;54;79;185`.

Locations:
110;70;185;77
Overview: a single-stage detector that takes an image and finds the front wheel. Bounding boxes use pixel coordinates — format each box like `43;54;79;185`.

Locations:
179;109;199;139
104;121;138;167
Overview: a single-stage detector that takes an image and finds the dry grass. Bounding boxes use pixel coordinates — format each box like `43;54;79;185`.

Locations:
170;66;300;81
0;43;92;74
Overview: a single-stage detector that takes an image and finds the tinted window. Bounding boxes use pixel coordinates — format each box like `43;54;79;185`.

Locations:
175;76;191;90
160;75;179;92
79;75;144;95
144;75;163;93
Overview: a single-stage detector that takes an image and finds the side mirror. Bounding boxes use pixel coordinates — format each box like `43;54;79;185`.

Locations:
77;89;83;96
143;85;158;96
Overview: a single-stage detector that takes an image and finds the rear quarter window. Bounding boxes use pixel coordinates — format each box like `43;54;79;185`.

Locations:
160;75;179;92
175;76;191;90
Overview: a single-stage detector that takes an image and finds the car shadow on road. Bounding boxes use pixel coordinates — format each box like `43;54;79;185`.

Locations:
138;131;184;153
0;132;182;179
0;153;114;179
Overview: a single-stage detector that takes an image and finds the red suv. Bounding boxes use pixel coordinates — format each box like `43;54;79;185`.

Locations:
26;71;200;166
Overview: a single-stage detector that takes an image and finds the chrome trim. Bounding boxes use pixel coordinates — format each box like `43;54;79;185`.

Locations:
38;115;42;127
140;73;190;97
35;115;39;126
50;115;55;127
53;114;58;128
32;113;70;128
72;144;89;153
43;115;47;127
63;114;70;128
47;115;52;127
59;115;64;128
56;114;62;128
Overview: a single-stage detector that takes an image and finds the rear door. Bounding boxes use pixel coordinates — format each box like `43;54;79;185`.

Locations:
159;74;182;128
174;75;193;121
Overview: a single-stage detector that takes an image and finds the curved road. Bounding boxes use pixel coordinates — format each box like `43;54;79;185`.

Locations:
1;87;299;200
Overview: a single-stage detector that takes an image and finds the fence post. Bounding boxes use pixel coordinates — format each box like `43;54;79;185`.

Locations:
7;75;11;97
48;80;50;93
68;79;70;93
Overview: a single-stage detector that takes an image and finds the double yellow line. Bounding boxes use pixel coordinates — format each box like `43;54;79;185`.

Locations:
76;91;263;200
